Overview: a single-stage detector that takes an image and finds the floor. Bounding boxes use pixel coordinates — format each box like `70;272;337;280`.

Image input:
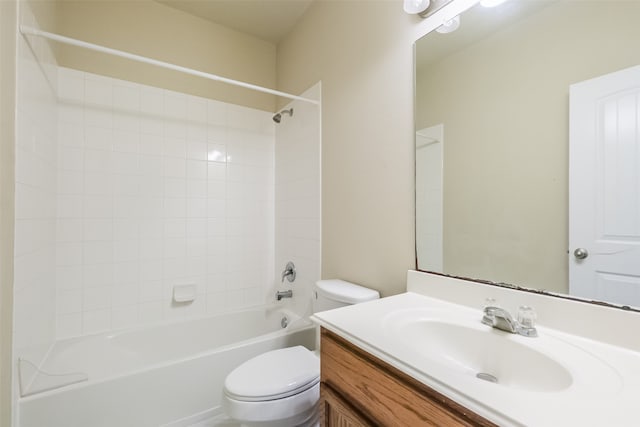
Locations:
185;403;320;427
187;414;239;427
189;413;320;427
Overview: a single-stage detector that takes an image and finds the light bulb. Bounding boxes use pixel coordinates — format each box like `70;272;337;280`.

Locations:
403;0;430;15
435;15;460;34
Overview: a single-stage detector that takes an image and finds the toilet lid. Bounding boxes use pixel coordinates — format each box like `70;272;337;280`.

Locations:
224;346;320;401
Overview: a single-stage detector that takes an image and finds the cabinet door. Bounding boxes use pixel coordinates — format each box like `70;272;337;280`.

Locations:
321;384;375;427
321;328;496;427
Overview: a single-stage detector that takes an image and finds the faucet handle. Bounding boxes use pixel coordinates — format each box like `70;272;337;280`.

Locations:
481;298;498;326
281;261;296;283
516;305;538;337
517;305;536;328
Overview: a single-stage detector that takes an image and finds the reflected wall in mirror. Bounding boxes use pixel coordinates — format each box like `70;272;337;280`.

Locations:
415;0;640;308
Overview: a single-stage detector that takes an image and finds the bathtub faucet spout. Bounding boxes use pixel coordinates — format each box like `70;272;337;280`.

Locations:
276;290;293;301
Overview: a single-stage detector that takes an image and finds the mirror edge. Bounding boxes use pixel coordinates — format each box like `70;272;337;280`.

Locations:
417;270;640;313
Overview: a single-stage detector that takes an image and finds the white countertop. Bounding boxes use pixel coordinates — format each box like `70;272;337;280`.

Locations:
312;288;640;426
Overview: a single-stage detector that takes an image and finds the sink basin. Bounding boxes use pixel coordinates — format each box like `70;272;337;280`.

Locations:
313;291;633;426
397;319;573;392
382;308;578;392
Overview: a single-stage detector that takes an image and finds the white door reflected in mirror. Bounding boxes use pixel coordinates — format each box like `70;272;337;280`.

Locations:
569;65;640;307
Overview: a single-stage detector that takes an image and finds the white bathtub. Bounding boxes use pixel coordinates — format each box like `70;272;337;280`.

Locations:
18;306;316;427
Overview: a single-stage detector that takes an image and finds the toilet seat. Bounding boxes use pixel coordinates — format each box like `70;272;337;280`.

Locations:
224;346;320;402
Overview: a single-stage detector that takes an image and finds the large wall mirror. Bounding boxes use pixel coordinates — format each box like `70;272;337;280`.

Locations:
415;0;640;309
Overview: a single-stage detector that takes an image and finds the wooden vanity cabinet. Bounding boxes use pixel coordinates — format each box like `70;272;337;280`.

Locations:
319;328;497;427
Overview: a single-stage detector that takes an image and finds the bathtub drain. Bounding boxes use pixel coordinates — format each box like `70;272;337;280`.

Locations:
281;316;289;328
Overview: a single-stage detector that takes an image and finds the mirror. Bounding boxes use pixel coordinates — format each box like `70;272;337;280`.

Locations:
415;0;640;309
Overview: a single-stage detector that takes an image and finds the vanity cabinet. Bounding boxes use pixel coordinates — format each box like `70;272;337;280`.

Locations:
319;328;496;427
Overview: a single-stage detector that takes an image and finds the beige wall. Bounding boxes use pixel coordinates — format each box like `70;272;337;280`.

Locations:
28;0;57;30
54;0;277;111
0;0;17;424
277;0;417;296
416;1;640;293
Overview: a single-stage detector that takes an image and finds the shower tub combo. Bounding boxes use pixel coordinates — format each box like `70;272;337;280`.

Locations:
16;24;321;427
18;306;315;427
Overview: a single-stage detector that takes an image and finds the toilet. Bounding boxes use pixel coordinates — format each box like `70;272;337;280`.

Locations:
222;279;380;426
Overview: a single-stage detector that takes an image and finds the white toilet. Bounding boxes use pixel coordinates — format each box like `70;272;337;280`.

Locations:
222;279;380;426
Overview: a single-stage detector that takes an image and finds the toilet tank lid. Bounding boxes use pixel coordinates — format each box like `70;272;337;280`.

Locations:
314;279;380;304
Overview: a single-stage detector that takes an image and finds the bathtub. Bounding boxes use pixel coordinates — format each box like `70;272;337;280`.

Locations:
18;306;316;427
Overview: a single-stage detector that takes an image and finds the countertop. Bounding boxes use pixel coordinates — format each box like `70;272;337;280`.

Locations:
312;290;640;426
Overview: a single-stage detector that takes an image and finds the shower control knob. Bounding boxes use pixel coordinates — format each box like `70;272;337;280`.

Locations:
573;248;589;260
281;261;296;283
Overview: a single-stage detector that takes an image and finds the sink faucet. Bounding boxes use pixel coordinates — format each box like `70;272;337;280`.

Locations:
482;306;537;337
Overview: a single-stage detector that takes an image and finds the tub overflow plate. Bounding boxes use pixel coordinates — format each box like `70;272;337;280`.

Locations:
476;372;498;383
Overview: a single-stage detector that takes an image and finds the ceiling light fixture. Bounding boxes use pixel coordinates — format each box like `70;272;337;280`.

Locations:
403;0;431;16
435;15;460;34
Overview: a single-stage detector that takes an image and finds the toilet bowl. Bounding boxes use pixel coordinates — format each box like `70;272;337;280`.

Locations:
223;346;320;427
222;279;379;426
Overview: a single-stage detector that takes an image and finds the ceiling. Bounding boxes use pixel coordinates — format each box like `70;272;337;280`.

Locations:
156;0;314;44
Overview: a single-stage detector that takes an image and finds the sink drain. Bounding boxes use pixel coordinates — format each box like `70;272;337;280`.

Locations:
476;372;498;383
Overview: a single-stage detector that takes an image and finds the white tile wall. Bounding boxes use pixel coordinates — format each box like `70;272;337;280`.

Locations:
13;4;58;380
274;84;322;315
56;67;276;338
415;125;443;272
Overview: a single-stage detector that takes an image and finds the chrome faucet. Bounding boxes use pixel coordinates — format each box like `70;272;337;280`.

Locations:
482;306;537;337
276;290;293;301
281;261;296;283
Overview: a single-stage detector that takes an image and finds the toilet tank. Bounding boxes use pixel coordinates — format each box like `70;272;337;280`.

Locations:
312;279;380;313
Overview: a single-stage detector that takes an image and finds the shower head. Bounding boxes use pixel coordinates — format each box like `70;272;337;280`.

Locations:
273;108;293;123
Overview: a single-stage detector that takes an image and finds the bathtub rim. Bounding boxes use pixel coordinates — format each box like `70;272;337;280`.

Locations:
19;304;315;402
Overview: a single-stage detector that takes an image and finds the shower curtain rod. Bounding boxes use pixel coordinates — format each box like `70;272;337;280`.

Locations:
20;25;320;106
